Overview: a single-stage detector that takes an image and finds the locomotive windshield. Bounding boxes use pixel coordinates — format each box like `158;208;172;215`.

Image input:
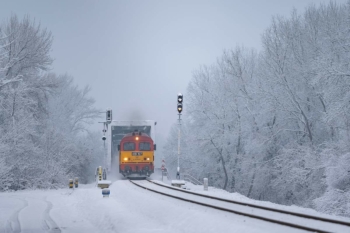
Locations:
123;142;135;151
139;142;151;151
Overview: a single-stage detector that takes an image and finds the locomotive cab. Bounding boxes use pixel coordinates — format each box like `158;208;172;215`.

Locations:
118;130;155;178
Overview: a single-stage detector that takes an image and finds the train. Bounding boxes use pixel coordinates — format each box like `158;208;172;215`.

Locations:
118;130;155;178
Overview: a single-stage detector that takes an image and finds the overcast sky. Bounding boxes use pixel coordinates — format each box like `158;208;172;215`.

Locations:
0;0;346;147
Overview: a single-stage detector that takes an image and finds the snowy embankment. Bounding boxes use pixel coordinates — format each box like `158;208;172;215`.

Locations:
0;178;349;233
155;179;350;222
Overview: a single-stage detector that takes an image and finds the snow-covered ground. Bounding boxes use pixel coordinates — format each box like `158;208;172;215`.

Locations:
0;177;349;233
159;180;350;221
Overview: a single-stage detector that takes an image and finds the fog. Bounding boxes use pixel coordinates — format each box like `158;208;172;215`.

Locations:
1;0;346;152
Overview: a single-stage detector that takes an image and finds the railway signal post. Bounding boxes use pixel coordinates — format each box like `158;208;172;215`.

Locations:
99;108;112;141
98;109;113;173
177;93;183;180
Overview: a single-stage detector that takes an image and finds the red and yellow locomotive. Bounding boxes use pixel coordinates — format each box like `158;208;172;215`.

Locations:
118;130;155;177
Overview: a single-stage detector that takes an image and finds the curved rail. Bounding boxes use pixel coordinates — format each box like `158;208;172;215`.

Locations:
148;179;350;227
130;179;350;233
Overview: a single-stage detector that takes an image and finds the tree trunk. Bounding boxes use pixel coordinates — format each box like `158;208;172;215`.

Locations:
247;169;256;198
236;111;241;155
220;149;228;190
210;139;228;190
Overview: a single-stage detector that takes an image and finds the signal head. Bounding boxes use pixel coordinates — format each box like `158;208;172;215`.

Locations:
102;136;106;141
177;93;183;103
177;103;183;113
106;109;112;122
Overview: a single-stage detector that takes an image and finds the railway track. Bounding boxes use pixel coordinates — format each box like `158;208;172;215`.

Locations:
130;179;350;233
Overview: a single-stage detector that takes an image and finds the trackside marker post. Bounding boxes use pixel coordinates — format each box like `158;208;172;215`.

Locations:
69;179;73;189
204;178;208;191
102;188;110;198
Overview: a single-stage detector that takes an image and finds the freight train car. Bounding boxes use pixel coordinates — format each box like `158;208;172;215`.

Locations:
118;130;155;178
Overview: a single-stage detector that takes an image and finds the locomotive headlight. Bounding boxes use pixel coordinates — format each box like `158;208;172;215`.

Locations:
124;158;128;161
136;137;139;140
146;158;150;161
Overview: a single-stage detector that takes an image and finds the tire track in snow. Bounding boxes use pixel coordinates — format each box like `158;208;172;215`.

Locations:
42;197;61;233
5;197;28;233
75;188;117;232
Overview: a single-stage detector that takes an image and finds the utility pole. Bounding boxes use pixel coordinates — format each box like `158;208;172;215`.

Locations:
176;93;183;180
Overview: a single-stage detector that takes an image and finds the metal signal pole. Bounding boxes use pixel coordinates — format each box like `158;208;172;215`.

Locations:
98;109;112;171
177;113;181;175
176;93;183;180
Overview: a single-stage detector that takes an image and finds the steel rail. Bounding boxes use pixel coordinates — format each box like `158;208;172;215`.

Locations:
130;180;335;233
148;179;350;227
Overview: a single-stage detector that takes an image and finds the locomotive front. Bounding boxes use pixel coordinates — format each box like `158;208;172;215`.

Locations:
118;130;155;178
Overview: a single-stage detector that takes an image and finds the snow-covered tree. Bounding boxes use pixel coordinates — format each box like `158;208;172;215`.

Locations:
0;15;102;190
164;1;350;217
